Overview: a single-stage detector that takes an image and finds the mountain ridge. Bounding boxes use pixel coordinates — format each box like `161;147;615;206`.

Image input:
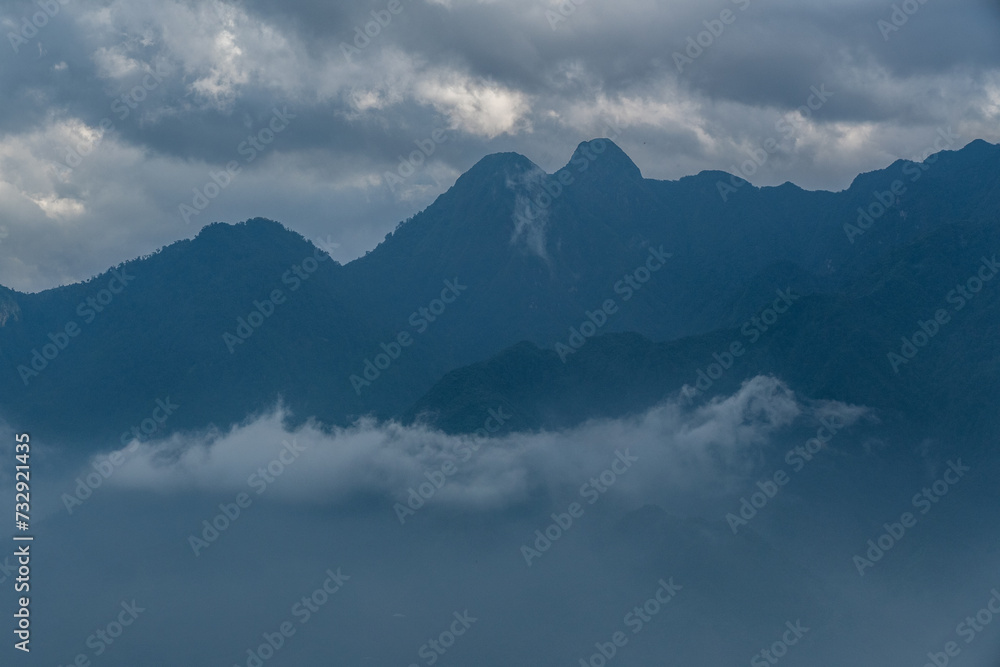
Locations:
1;138;998;450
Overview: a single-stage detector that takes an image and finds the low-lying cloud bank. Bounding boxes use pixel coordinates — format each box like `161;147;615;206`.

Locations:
104;376;868;511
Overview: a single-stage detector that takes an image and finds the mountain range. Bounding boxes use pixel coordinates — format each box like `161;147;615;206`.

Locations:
2;138;999;451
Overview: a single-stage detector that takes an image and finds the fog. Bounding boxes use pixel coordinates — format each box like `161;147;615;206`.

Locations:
2;376;998;665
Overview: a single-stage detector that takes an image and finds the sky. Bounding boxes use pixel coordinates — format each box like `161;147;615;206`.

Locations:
1;0;999;292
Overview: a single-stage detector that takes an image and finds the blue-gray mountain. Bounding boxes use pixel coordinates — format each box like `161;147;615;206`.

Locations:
1;138;999;450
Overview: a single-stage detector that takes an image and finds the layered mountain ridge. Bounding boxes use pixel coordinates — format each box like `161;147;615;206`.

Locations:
1;138;999;450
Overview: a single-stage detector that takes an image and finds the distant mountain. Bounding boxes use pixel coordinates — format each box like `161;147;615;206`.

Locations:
408;214;1000;446
1;139;998;449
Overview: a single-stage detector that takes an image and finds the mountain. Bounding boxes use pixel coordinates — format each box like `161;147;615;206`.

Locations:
1;139;999;450
408;213;1000;444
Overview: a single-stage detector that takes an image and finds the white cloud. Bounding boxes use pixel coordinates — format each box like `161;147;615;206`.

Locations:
415;73;533;138
506;166;552;261
106;377;868;511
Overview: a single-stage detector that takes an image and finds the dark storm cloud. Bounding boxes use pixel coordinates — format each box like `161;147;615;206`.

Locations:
0;0;998;290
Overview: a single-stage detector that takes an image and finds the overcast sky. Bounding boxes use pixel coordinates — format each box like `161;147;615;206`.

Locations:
1;0;998;291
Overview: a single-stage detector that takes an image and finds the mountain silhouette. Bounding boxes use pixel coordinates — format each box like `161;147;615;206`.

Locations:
1;139;999;450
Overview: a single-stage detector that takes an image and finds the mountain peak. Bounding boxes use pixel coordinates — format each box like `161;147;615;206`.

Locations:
195;217;297;241
461;151;541;182
565;138;642;181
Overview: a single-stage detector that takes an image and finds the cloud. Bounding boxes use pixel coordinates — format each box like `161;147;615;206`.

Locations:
414;72;532;138
506;165;552;261
1;0;999;290
7;375;997;667
105;376;867;510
